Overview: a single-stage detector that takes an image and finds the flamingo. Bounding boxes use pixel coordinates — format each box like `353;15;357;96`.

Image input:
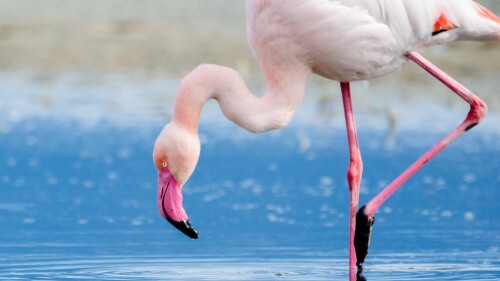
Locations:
153;1;500;280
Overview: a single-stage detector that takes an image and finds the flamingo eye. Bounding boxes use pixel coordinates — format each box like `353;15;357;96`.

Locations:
162;162;168;168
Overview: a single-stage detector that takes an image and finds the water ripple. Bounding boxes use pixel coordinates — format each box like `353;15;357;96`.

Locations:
1;251;498;281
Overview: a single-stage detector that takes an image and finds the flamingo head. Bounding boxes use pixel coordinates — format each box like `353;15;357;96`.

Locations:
153;122;200;239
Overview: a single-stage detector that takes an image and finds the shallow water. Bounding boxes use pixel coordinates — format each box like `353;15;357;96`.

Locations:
2;252;498;280
0;75;499;280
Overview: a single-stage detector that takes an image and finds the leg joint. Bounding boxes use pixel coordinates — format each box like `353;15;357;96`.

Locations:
465;97;488;131
347;159;363;186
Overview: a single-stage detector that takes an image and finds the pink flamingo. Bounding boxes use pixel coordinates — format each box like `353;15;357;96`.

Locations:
153;1;500;280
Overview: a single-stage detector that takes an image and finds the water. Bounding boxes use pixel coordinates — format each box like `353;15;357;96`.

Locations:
0;76;499;280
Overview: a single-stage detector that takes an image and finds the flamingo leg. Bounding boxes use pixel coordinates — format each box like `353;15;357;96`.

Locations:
353;51;487;278
364;51;487;216
340;82;364;281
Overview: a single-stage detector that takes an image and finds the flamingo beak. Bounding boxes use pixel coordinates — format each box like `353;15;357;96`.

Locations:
157;168;198;239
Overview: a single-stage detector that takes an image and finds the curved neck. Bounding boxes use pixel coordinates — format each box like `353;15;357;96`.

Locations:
172;64;309;133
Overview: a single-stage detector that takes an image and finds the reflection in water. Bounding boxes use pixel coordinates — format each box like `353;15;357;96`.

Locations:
1;252;498;280
384;105;397;150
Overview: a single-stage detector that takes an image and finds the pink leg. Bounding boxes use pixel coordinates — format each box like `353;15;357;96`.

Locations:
340;82;363;281
351;51;487;281
364;51;487;216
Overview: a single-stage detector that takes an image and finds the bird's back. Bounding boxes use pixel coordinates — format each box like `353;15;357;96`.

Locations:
341;0;500;43
246;0;500;82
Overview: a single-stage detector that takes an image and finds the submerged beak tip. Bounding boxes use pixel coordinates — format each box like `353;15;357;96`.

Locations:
165;215;199;239
181;219;199;239
189;229;199;240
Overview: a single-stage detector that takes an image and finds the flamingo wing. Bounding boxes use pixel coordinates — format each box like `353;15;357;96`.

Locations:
341;0;500;43
247;0;499;82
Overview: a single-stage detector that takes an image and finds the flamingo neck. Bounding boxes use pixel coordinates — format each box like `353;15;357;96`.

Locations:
172;64;309;133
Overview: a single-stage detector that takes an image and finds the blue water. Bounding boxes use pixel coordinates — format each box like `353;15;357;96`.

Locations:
0;108;499;280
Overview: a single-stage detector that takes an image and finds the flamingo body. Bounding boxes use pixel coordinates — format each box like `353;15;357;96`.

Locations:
153;1;499;280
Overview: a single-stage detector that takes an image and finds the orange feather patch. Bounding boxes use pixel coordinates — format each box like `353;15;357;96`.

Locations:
433;13;455;34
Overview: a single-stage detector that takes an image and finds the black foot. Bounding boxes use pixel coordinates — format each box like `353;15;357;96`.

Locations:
356;275;367;281
354;205;375;280
356;273;367;281
356;262;367;281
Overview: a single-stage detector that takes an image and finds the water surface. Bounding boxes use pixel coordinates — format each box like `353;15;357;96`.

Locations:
0;76;499;280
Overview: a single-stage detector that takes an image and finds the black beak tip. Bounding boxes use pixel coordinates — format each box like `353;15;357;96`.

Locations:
165;216;199;239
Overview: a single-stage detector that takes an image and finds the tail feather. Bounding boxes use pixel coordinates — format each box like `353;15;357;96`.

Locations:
460;2;500;41
451;1;500;41
473;2;500;25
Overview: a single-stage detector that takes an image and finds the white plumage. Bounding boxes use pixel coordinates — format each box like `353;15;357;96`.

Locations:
339;0;499;42
247;0;500;81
